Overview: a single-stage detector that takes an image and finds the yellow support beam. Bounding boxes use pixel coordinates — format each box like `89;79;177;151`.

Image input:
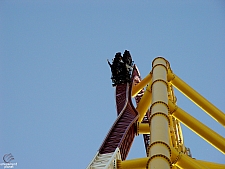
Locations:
168;100;225;154
167;69;225;127
132;73;152;97
117;158;148;169
138;123;150;135
117;147;225;169
171;146;208;169
196;160;225;169
136;84;152;123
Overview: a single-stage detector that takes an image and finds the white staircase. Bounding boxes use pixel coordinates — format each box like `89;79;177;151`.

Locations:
86;148;121;169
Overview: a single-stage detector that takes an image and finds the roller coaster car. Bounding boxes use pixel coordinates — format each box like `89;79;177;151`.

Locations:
108;50;134;86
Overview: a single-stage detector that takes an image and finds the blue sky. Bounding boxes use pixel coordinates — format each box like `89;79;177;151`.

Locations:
0;1;225;168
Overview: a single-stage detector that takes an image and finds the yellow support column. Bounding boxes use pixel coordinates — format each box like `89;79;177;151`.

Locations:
148;57;171;169
167;69;225;127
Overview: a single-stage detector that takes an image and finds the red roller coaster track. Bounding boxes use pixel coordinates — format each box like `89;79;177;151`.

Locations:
98;65;149;160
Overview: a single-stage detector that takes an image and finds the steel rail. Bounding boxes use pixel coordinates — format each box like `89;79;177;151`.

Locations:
99;82;139;160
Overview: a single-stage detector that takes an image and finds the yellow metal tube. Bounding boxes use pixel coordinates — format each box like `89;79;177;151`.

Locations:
168;100;225;154
117;158;149;169
148;57;171;169
132;73;152;97
168;69;225;127
171;146;208;169
138;123;150;134
196;160;225;169
117;148;225;169
136;84;152;123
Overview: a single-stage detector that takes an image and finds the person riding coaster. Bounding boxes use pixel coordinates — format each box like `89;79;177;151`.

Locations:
108;50;133;86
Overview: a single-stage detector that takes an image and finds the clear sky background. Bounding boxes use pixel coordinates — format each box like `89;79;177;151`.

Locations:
1;1;225;169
